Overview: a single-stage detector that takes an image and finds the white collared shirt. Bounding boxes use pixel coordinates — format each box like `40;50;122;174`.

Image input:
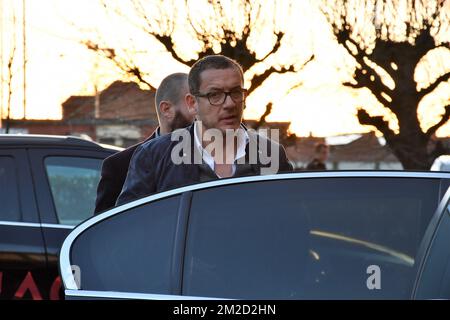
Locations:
193;121;249;178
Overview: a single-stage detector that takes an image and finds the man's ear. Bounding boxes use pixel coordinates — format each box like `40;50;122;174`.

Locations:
185;94;198;115
159;101;174;120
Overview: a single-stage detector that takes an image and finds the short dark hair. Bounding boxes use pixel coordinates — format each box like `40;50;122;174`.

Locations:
188;55;244;94
155;73;188;111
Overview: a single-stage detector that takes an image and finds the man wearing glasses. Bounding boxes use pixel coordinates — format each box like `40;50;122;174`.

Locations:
116;55;292;205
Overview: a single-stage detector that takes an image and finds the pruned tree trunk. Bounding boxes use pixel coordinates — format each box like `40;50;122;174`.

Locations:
323;0;450;169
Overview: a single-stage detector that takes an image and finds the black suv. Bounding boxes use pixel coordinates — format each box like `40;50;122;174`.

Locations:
0;134;119;300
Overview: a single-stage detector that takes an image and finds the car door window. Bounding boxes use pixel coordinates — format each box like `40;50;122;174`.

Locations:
44;157;102;225
69;195;181;294
183;177;439;299
0;156;22;221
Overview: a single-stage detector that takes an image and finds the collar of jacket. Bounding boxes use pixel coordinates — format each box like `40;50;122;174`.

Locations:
178;123;259;169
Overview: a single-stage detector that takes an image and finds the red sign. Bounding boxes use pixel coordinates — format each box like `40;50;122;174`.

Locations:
50;276;61;300
14;272;43;300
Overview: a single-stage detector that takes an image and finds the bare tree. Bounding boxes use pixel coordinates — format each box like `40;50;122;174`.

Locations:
321;0;450;170
80;0;313;96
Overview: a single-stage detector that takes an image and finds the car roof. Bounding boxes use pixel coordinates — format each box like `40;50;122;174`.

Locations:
0;134;122;151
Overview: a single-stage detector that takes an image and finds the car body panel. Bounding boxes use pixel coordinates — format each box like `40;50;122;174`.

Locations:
0;135;119;299
0;148;48;299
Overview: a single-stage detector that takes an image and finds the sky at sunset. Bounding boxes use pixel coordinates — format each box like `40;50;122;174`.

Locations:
1;0;449;137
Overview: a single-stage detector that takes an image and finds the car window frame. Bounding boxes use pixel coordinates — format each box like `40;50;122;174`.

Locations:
412;186;450;299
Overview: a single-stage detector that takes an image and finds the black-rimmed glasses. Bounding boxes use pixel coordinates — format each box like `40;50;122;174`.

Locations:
194;88;247;105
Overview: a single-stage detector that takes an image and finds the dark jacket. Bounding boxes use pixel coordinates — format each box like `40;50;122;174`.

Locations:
305;158;327;170
116;123;293;206
94;131;157;214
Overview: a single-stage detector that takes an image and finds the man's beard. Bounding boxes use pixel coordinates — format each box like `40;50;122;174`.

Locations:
169;109;193;132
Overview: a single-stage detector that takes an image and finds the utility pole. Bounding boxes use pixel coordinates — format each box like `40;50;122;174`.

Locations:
93;57;100;119
94;84;100;118
22;0;26;119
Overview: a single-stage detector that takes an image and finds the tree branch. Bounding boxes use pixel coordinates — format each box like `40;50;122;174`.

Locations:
129;0;193;66
256;102;273;129
368;39;401;80
248;54;314;95
357;108;396;139
336;29;393;103
343;79;391;107
426;104;450;137
126;66;155;90
418;72;450;99
249;1;285;63
247;65;294;95
82;40;156;90
256;32;284;62
153;34;197;66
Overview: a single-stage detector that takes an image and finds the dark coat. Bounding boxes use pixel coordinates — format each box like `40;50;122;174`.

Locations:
116;123;293;206
305;158;327;170
94;131;157;214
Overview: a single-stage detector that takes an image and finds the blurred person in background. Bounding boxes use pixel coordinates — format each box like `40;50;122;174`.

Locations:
306;142;329;170
94;73;194;214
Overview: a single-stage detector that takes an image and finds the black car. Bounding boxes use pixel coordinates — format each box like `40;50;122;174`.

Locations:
0;134;120;300
60;171;450;299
